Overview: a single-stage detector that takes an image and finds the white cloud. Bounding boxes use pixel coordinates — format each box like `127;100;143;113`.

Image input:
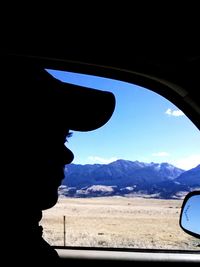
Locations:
152;152;170;157
88;156;118;164
171;154;200;170
165;108;185;117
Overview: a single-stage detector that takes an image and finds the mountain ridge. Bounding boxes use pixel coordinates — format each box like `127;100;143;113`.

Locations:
61;159;200;199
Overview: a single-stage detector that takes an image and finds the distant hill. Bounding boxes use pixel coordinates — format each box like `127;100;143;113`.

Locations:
60;159;200;199
176;164;200;186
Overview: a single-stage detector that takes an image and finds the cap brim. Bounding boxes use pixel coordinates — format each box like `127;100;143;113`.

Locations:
4;54;116;132
41;69;116;132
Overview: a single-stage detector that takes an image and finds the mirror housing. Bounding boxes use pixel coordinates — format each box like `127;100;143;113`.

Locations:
179;191;200;239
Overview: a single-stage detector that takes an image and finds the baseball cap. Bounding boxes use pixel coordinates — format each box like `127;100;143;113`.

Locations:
3;54;116;132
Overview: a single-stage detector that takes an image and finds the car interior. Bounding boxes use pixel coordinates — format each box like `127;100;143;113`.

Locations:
3;51;200;265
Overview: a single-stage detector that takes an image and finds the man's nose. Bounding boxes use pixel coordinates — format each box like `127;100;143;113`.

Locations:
63;146;74;165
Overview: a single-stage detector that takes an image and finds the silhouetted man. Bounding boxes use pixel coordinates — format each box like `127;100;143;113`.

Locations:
2;54;115;265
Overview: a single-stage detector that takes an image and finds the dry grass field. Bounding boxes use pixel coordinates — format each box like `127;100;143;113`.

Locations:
41;196;200;250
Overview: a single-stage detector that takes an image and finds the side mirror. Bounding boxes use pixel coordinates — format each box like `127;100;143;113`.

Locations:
179;191;200;239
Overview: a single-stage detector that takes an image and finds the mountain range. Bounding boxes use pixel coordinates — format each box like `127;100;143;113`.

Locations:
60;159;200;199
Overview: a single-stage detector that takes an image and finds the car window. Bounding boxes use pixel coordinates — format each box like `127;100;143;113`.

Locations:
41;70;200;251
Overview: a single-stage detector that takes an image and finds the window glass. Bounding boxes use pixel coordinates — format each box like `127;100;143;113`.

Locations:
41;70;200;250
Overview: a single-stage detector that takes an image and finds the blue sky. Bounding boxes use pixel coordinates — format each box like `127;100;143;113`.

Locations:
46;69;200;171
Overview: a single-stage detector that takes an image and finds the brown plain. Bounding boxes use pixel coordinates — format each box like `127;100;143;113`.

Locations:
41;196;199;250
